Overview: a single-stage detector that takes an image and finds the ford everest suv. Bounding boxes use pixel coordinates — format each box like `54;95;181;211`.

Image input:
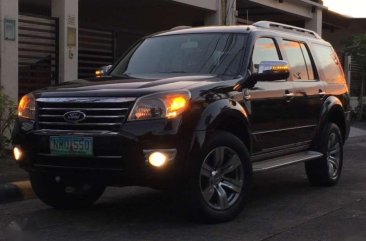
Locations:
13;21;351;222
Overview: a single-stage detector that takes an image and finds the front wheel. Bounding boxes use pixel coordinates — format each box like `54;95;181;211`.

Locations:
30;172;106;209
188;131;252;223
305;123;343;186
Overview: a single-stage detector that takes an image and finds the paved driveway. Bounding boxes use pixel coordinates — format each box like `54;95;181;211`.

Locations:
0;136;365;241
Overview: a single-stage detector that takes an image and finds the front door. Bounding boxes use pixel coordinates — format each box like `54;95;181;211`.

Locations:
243;37;296;155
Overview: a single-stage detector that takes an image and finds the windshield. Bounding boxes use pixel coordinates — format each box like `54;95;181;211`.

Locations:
111;33;247;79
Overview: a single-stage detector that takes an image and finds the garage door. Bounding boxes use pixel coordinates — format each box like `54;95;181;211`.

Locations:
78;28;114;79
18;14;58;98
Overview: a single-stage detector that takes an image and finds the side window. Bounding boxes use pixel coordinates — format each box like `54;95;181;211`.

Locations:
251;38;280;73
312;44;344;84
282;40;312;81
300;43;315;80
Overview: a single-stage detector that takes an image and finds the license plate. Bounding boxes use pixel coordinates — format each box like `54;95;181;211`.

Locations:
50;136;93;156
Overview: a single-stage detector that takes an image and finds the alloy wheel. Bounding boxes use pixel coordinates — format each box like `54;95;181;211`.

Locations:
327;132;341;179
199;146;244;210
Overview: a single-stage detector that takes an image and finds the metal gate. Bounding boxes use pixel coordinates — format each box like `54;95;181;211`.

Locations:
18;14;58;98
78;28;114;79
350;59;363;97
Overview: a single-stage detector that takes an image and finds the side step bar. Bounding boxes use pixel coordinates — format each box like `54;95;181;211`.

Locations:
252;151;323;173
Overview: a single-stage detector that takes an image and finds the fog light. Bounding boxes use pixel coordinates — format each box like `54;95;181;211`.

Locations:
148;152;167;167
13;147;23;161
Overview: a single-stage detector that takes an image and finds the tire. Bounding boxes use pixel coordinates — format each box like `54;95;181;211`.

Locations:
305;123;343;186
187;131;252;223
30;172;106;209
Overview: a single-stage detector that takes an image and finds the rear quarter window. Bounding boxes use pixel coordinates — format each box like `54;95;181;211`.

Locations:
312;44;345;84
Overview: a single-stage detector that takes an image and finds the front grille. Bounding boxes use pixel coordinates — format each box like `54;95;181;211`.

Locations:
36;97;135;131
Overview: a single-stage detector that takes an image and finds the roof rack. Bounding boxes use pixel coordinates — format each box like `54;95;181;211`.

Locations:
253;21;321;39
170;26;192;31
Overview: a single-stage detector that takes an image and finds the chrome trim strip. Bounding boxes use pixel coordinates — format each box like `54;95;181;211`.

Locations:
37;97;136;103
39;122;122;126
38;107;129;111
33;129;120;135
39;114;126;119
252;125;316;135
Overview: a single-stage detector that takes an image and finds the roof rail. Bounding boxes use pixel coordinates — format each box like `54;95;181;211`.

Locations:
253;21;321;39
170;26;192;31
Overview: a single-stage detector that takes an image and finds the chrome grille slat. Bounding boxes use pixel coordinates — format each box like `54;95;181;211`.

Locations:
36;97;135;131
39;114;126;119
39;122;122;126
39;107;129;111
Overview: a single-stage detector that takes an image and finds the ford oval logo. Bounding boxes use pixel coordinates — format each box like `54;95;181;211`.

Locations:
63;111;86;123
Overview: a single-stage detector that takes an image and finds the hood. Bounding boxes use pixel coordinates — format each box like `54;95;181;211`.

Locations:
35;75;224;98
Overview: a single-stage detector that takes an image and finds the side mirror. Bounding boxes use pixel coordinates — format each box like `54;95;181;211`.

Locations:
95;65;112;78
234;60;290;91
254;60;290;81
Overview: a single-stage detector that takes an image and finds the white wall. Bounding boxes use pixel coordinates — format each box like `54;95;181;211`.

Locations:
51;0;78;82
204;0;236;26
305;8;322;36
172;0;217;11
248;0;313;19
0;0;18;101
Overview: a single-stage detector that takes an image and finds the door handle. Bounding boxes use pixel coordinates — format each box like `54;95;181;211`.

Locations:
318;89;326;99
283;90;294;102
243;89;251;101
283;93;294;97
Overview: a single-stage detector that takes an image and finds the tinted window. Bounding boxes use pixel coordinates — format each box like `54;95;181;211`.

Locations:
111;33;247;79
251;38;280;73
282;40;311;81
312;44;344;84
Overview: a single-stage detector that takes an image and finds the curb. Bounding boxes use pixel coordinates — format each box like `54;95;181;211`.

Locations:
0;180;35;204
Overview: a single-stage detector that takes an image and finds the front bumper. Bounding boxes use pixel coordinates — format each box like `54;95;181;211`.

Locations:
12;118;195;187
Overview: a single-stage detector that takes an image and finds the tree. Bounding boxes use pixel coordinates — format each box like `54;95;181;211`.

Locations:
344;34;366;120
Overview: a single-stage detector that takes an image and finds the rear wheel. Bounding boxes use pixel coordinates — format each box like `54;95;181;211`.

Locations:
30;172;106;209
305;123;343;186
188;131;252;223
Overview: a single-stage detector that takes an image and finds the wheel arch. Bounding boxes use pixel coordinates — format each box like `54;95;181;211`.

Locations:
318;96;346;143
194;99;252;152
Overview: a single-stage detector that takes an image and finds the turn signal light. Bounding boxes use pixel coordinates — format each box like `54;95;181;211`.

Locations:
95;70;103;78
166;96;188;119
18;94;36;119
272;65;289;72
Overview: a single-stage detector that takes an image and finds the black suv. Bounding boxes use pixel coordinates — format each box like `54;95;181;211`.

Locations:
13;21;351;222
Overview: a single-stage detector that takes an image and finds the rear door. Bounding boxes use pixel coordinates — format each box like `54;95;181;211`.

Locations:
280;39;324;143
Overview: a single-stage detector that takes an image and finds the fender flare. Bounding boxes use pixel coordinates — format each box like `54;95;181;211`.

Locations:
317;96;346;142
194;99;250;131
188;99;251;161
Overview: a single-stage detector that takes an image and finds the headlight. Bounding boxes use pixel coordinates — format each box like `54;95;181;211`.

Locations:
18;94;36;120
128;91;190;121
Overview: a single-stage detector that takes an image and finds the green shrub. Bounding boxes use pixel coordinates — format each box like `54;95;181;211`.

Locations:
0;86;17;157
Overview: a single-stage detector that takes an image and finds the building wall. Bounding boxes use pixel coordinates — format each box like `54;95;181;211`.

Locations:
0;0;18;101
